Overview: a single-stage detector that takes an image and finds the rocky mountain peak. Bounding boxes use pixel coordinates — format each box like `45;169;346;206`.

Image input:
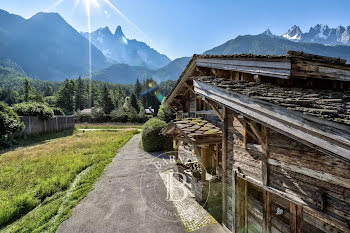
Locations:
282;24;350;45
114;25;125;38
283;25;303;40
98;26;112;35
262;28;274;37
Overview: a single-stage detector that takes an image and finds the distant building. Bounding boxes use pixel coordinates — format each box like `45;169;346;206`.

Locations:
145;107;154;115
80;108;93;115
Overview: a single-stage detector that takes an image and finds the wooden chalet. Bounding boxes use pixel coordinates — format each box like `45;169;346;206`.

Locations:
163;51;350;233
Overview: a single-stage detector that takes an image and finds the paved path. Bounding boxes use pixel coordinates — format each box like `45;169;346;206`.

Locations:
78;128;141;131
57;134;225;233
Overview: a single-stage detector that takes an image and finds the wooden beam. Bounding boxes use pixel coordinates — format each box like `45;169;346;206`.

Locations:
290;203;303;233
196;58;292;79
222;106;228;227
243;120;247;149
193;80;350;162
232;169;237;232
263;191;271;233
290;203;297;233
165;58;197;106
262;126;269;186
244;180;248;233
184;82;195;94
247;120;263;144
297;206;303;233
202;97;224;121
200;146;209;181
175;139;179;160
268;158;350;189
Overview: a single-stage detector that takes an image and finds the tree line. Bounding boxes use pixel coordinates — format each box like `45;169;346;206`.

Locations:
0;76;176;123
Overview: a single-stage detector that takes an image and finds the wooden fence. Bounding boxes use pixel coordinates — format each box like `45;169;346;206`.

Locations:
19;116;75;136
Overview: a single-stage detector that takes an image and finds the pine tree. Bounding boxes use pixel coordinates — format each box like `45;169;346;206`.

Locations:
111;86;125;109
100;85;114;114
134;79;142;97
44;85;53;97
56;79;75;114
23;78;32;102
75;77;88;110
130;93;139;113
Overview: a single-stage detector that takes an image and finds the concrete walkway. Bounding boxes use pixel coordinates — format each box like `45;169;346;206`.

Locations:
57;134;225;233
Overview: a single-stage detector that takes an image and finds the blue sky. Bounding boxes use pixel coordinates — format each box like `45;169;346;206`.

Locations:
1;0;350;59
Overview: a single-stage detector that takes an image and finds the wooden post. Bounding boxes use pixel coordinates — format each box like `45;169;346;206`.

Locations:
290;203;303;233
244;180;248;233
263;191;271;233
210;145;216;175
243;120;247;149
262;126;270;186
290;203;297;233
175;139;179;160
215;143;220;173
236;178;247;233
222;106;228;227
297;206;303;233
201;146;209;181
232;169;237;231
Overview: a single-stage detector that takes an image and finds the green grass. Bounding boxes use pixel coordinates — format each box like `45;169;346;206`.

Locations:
0;129;75;154
0;129;139;232
76;123;143;130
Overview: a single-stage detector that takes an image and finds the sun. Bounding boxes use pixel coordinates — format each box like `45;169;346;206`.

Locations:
81;0;100;12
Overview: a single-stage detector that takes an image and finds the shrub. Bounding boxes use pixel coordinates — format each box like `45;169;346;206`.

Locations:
142;118;173;152
44;96;56;107
157;100;175;123
12;102;54;120
110;105;138;123
0;102;24;147
53;107;65;116
91;107;107;122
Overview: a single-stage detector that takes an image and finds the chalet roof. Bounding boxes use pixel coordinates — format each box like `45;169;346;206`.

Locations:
162;118;222;145
165;50;350;108
196;76;350;125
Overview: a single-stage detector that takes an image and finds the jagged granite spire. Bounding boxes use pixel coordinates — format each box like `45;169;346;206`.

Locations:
114;25;125;38
283;25;303;40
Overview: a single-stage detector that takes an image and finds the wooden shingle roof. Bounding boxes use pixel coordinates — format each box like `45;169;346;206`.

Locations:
196;76;350;125
162;118;222;145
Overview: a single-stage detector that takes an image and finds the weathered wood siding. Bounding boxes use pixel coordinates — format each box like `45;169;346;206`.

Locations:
224;108;350;232
268;131;350;232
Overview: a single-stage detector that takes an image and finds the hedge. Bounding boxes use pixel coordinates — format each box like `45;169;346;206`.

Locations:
0;102;24;147
141;118;173;152
12;102;54;120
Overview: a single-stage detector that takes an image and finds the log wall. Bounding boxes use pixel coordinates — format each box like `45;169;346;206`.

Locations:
224;108;350;233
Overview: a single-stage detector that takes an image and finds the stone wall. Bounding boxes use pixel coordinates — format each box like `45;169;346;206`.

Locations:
19;116;75;136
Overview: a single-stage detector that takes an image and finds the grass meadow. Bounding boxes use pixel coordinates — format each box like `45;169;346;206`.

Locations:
0;129;139;232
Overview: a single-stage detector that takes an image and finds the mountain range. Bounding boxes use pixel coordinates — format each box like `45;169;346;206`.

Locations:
0;8;350;84
282;24;350;45
82;26;171;70
0;9;109;81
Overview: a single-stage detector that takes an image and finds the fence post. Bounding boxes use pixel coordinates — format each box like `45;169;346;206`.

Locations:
29;116;32;135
